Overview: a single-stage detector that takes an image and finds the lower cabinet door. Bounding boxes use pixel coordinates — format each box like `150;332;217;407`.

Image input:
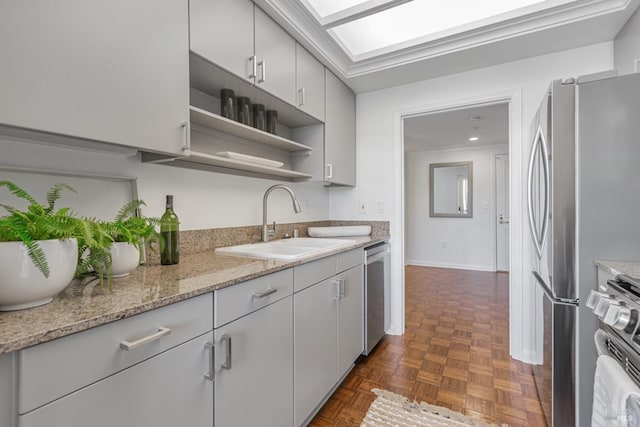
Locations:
214;296;294;427
337;265;364;378
294;278;338;426
18;332;214;427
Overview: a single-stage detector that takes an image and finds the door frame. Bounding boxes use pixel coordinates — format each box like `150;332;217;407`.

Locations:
394;87;529;361
495;152;510;272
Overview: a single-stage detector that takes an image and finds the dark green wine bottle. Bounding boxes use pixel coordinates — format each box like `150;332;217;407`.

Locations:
160;195;179;265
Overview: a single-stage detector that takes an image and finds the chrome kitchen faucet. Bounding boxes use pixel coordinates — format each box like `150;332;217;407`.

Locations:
262;184;302;242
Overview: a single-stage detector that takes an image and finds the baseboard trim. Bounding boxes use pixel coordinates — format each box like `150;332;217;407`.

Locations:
404;260;496;272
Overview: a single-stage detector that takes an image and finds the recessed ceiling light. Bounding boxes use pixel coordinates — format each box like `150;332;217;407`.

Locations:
469;137;479;142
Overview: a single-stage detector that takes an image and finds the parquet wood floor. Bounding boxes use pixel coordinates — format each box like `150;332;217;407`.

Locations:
309;266;547;427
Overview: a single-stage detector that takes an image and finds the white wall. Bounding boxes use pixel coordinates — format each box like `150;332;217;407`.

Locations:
615;7;640;75
330;41;614;362
405;145;508;272
0;137;330;228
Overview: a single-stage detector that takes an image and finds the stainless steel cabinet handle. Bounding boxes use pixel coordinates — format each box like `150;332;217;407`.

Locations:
252;287;277;299
120;327;171;351
326;163;333;179
247;55;257;79
298;88;306;106
180;121;190;152
221;334;232;370
258;60;266;83
333;280;341;301
204;342;215;381
339;278;345;299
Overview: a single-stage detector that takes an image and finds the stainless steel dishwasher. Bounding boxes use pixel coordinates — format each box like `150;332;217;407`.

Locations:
363;242;390;355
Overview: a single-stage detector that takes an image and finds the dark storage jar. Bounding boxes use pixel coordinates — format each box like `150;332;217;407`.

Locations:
237;96;252;126
220;89;235;120
252;104;266;131
266;110;278;135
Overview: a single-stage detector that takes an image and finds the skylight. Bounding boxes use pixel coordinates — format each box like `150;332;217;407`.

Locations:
301;0;576;59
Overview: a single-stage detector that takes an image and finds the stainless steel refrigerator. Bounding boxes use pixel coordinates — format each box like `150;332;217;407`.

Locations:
527;72;640;427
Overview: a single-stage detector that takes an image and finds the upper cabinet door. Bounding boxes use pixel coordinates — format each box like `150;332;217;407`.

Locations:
254;7;296;105
190;0;254;83
295;44;325;121
0;0;189;156
324;72;356;186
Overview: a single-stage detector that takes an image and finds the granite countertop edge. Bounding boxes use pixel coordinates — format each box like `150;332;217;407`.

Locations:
0;235;389;354
595;259;640;278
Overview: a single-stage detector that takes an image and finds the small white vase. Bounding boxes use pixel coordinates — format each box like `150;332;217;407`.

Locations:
0;238;78;311
110;242;140;278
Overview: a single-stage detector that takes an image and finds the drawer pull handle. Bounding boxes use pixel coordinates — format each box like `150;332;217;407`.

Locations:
204;342;215;381
252;287;277;299
119;327;171;351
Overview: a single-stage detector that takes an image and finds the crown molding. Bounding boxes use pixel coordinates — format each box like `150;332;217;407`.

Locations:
257;0;639;91
347;0;635;75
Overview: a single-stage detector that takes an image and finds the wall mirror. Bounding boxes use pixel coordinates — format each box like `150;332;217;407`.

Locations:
429;161;473;218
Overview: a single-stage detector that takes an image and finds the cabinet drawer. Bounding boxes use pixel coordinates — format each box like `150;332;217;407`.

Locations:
18;293;213;414
214;269;293;328
337;248;363;273
19;333;214;427
294;256;336;293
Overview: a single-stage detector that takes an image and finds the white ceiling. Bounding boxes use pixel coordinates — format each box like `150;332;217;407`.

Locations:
403;103;509;152
258;0;640;92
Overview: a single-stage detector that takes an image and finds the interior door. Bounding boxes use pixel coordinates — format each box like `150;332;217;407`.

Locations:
496;153;510;272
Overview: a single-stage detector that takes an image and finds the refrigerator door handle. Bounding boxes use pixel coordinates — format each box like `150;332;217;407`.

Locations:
539;127;551;258
527;127;543;258
533;271;579;305
527;126;550;259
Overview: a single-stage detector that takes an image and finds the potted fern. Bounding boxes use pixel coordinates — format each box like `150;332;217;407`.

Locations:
99;200;161;278
0;181;111;310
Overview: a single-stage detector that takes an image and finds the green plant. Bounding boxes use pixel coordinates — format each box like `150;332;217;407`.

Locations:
101;200;161;253
0;181;112;280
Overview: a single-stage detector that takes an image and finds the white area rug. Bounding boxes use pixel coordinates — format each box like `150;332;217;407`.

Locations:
361;389;497;427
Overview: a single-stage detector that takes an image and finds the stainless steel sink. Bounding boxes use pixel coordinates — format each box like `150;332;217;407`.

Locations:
215;238;356;260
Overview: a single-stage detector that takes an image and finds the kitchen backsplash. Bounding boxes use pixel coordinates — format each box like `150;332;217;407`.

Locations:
145;220;390;264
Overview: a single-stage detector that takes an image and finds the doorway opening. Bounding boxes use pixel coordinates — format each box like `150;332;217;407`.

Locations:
403;102;510;273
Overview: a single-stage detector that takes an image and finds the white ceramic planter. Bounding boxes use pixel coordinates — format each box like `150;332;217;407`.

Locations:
110;242;140;278
0;238;78;311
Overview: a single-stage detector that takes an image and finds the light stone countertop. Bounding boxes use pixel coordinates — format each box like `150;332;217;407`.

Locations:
0;235;388;354
595;260;640;278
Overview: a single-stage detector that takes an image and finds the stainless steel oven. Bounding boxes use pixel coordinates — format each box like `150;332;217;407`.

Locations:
588;275;640;425
363;242;389;356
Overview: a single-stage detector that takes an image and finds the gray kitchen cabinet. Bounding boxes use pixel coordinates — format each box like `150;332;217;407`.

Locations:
0;352;13;427
214;269;294;427
254;7;296;105
189;0;254;82
294;277;339;426
324;71;357;186
0;0;189;156
189;0;295;105
18;333;214;427
293;251;364;425
337;265;365;378
16;293;213;427
295;44;326;121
